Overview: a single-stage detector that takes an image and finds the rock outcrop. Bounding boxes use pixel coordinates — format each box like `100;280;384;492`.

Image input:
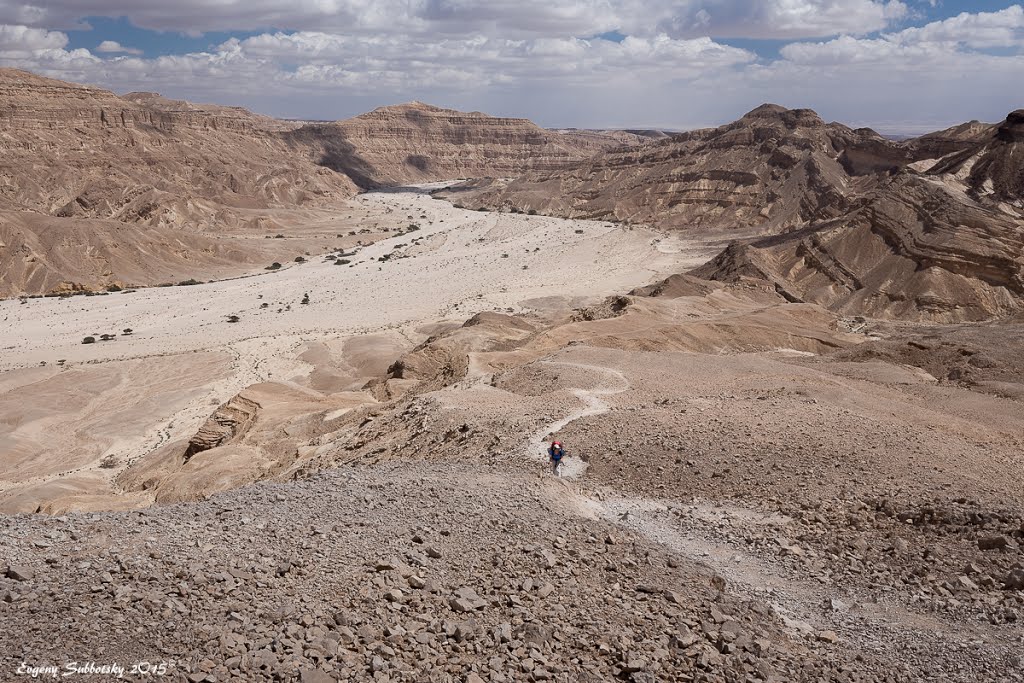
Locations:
0;68;358;228
928;110;1024;213
695;172;1024;322
183;394;261;460
437;104;908;235
287;101;640;188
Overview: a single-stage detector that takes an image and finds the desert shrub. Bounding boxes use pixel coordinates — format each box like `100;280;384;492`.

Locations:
294;256;306;263
178;278;201;286
265;262;282;271
99;455;119;469
574;229;584;234
82;336;96;344
226;315;240;323
122;328;133;335
301;293;310;305
274;234;285;239
100;334;116;341
106;284;122;292
527;209;538;215
336;259;351;265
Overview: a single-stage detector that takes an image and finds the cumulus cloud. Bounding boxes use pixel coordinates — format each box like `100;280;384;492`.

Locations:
780;6;1024;64
0;23;67;54
0;4;1019;131
95;39;143;55
0;0;908;39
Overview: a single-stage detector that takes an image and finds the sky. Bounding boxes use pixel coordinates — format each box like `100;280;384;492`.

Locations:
0;1;1021;133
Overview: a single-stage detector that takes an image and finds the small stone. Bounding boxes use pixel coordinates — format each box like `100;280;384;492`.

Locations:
375;557;401;571
5;566;33;582
425;546;443;559
537;583;554;598
978;535;1009;551
827;597;849;612
957;576;979;591
1003;569;1024;591
817;630;839;644
299;669;335;683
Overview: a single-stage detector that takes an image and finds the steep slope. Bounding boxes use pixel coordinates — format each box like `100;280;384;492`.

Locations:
286;101;641;188
0;68;357;228
694;172;1024;322
903;119;997;163
928;110;1024;214
438;104;910;235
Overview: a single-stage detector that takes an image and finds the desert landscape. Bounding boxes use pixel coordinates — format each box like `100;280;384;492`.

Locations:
1;52;1023;683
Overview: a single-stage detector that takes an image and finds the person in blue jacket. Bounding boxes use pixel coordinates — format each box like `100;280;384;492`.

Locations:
548;441;565;475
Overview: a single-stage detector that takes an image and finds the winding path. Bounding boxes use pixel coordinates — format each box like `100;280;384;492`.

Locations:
524;358;631;479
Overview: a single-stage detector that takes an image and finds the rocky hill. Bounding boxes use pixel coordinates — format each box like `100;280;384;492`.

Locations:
285;102;640;188
928;110;1024;214
440;105;1023;322
0;70;633;296
691;111;1024;322
437;104;920;235
693;172;1024;322
0;69;357;228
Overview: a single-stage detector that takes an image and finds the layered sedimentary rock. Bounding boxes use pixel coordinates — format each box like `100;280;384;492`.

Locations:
287;101;639;188
695;173;1024;322
928;110;1024;213
0;68;357;229
438;104;908;234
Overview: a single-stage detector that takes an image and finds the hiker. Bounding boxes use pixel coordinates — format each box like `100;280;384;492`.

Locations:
548;441;565;476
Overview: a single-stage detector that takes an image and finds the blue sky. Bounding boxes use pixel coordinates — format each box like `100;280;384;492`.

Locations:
0;1;1021;132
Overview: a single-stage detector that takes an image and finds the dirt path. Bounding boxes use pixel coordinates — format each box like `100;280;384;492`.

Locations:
525;358;631;479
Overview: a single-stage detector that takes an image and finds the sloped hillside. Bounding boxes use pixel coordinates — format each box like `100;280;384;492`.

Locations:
437;104;914;235
0;68;358;229
286;101;640;188
694;172;1024;322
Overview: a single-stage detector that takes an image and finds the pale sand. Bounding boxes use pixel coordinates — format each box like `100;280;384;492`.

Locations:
0;188;715;508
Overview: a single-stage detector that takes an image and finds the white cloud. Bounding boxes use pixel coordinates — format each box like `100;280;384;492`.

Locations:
780;6;1024;64
0;0;909;39
640;0;909;39
95;39;142;55
0;23;67;55
0;4;1019;132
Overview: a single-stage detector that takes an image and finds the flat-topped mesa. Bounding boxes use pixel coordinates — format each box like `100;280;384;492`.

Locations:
0;68;287;135
293;100;632;187
0;68;358;278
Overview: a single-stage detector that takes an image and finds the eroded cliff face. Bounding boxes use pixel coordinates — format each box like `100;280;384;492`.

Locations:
928;110;1024;214
288;101;639;188
437;104;907;235
694;173;1024;322
0;68;358;231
